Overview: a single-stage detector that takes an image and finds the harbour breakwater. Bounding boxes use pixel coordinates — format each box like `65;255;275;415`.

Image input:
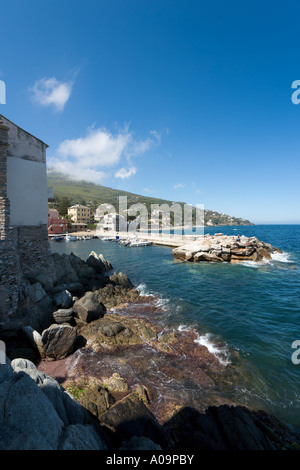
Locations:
1;248;300;450
172;233;282;263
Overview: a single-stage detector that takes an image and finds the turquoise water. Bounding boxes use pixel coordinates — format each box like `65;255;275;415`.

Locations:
51;225;300;427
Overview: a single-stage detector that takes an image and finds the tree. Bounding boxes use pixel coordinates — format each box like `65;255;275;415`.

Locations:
58;197;71;217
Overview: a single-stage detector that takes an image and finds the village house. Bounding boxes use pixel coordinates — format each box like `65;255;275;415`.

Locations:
48;209;68;235
68;204;91;224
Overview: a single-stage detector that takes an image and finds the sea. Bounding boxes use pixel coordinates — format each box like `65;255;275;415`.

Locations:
51;225;300;428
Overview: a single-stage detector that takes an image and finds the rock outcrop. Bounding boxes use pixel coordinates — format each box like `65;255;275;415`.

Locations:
0;358;110;450
2;357;299;450
172;234;282;263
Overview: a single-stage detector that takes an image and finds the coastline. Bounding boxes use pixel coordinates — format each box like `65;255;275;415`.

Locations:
2;233;300;450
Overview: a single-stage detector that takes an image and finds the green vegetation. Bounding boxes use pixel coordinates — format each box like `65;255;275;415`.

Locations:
65;384;86;401
47;172;253;226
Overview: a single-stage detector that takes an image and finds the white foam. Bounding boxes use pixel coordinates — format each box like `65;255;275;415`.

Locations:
155;297;170;311
271;251;292;263
178;324;191;332
238;251;292;268
136;283;155;297
194;332;231;366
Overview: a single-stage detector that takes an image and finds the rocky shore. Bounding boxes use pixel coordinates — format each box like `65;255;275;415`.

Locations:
1;249;300;450
172;233;282;263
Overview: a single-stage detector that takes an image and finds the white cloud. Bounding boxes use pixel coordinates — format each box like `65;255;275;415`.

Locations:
173;183;185;189
47;159;107;183
58;128;131;167
125;130;161;161
48;125;160;183
115;166;137;179
31;77;73;111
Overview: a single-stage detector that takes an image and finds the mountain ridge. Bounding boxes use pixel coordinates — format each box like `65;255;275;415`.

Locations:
47;173;254;226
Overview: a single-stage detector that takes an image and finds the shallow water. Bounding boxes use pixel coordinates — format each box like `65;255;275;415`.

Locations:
51;225;300;427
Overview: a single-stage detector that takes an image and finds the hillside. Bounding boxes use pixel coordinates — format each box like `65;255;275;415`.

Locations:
47;173;253;226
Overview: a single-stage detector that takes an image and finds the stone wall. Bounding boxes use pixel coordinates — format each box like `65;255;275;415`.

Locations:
0;228;21;326
0;115;56;329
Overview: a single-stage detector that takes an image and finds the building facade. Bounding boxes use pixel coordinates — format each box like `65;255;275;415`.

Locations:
48;209;68;235
68;204;91;224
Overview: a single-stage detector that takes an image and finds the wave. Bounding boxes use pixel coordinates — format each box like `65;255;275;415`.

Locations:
238;251;293;268
177;325;231;366
136;283;155;297
194;332;231;366
271;251;293;263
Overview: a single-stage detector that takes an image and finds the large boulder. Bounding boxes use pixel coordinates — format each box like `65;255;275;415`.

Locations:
58;424;108;450
73;292;106;323
52;290;73;309
11;359;92;426
87;251;107;274
51;253;79;285
78;382;116;419
53;308;75;325
0;370;64;449
41;324;78;359
109;272;133;289
0;358;110;450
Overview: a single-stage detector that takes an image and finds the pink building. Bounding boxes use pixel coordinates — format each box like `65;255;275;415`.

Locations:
48;209;68;234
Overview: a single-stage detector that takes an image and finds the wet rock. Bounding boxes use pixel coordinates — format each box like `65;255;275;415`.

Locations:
80;316;143;348
101;322;126;337
105;373;129;394
94;283;140;309
77;382;116;418
109;272;134;289
41;324;77;360
133;384;151;405
257;247;272;260
73;291;106;323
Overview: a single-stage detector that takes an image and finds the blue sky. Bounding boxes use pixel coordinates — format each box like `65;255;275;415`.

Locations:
1;0;300;223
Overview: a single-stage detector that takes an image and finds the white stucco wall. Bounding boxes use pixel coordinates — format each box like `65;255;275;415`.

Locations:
3;116;46;163
7;157;48;226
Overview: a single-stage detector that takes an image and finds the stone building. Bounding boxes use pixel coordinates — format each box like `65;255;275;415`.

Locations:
0;114;55;328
